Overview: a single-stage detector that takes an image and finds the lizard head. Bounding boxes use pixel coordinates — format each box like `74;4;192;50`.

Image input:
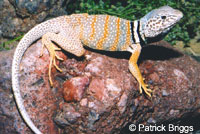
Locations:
140;6;183;38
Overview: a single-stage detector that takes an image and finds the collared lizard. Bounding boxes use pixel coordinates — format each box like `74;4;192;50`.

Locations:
12;6;183;134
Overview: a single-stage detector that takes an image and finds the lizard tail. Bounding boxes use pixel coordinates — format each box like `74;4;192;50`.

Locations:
12;16;65;134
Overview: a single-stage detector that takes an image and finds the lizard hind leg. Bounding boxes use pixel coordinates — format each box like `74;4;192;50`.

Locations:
42;33;64;86
41;32;85;86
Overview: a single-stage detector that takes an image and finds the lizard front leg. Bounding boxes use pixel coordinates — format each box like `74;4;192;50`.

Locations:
128;43;152;97
41;32;85;86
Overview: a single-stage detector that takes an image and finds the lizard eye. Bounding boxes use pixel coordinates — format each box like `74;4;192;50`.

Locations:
161;16;166;19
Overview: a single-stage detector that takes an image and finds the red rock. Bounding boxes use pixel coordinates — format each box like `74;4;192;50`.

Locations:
88;78;122;105
149;72;160;82
88;78;105;101
117;92;128;114
63;76;89;102
85;56;104;74
80;98;88;107
1;40;200;134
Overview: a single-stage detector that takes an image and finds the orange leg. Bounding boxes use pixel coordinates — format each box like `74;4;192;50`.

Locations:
128;43;152;97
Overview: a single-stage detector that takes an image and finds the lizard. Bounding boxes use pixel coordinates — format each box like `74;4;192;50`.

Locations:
12;6;183;134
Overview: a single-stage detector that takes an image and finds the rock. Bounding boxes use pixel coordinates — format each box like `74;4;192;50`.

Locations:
63;76;90;102
8;0;56;16
149;72;160;83
88;78;122;106
0;40;200;133
54;103;81;126
117;92;128;114
0;49;21;134
147;117;156;124
0;0;69;40
162;89;169;97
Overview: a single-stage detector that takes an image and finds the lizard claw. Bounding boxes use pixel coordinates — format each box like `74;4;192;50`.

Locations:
55;53;64;61
53;57;63;72
42;42;63;86
139;81;152;97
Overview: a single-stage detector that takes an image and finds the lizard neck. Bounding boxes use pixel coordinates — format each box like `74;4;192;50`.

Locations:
130;20;146;46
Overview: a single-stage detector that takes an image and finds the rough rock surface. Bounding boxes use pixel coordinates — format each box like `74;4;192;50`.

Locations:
0;40;200;134
0;0;70;40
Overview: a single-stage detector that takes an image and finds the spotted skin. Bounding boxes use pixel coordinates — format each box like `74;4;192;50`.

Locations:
12;6;183;134
79;15;133;51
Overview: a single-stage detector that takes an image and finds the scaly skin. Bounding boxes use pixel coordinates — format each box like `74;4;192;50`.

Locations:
12;6;183;134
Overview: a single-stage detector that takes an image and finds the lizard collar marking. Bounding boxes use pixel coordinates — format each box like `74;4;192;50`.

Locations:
130;20;146;46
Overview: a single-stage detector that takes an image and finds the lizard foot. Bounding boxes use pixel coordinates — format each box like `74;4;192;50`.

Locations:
139;81;152;97
50;44;64;86
42;43;64;86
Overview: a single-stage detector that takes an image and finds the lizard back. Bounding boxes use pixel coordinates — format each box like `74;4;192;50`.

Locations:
66;14;134;51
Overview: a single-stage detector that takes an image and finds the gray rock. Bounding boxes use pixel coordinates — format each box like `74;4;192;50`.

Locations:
0;0;69;39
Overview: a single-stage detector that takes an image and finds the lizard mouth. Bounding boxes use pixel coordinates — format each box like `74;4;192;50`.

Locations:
163;19;181;34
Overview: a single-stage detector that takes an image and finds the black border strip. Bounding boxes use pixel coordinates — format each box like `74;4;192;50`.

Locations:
130;21;136;43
